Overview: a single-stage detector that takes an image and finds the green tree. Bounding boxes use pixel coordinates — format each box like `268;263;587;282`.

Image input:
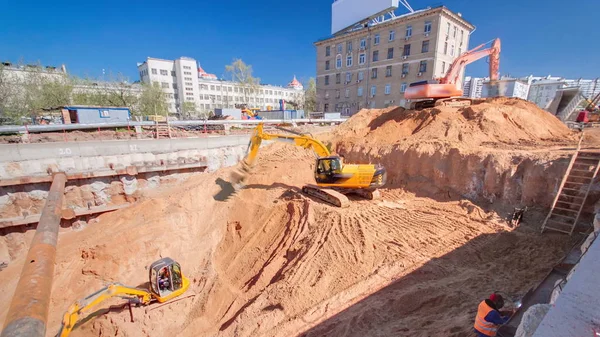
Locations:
225;59;260;104
72;74;140;114
15;65;73;122
181;101;197;119
304;77;316;112
138;82;168;117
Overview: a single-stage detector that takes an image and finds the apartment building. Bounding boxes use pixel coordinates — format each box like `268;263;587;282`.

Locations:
482;79;529;100
462;76;486;98
137;57;304;115
527;79;566;109
314;6;474;115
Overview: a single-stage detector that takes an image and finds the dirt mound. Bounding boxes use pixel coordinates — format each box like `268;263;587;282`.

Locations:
330;98;575;148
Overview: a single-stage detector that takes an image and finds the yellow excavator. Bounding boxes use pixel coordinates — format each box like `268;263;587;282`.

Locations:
58;257;189;337
231;123;386;207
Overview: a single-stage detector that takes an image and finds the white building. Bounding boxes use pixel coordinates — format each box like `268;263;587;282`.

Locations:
137;57;304;115
527;79;566;109
1;61;68;83
564;78;600;99
462;76;487;98
482;79;529;99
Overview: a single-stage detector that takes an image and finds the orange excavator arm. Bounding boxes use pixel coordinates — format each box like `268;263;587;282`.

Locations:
441;38;501;85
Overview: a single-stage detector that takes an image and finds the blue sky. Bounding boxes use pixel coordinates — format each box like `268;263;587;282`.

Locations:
0;0;598;86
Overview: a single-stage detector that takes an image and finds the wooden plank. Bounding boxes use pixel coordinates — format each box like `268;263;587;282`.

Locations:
570;169;594;173
566;175;594;179
555;200;584;207
546;219;574;228
564;181;586;185
549;213;577;220
543;226;573;234
553;207;579;213
575;156;600;160
558;194;585;200
561;187;582;192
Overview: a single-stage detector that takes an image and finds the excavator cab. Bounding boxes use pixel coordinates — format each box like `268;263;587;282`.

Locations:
149;257;190;303
315;156;347;183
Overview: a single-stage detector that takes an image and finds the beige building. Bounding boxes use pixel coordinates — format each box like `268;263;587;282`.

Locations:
314;6;474;115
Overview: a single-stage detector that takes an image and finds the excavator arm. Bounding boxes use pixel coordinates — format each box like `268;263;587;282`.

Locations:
242;123;331;168
441;38;501;85
58;283;153;337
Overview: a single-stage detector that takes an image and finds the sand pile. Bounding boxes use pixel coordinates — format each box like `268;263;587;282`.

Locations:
329;97;575;148
0;140;576;337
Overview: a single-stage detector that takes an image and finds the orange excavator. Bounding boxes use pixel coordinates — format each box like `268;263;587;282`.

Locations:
404;38;501;109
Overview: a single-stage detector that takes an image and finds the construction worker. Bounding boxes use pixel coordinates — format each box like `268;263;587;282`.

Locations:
473;293;513;336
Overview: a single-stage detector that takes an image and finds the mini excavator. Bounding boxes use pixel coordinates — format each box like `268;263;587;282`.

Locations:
230;123;386;207
58;257;189;337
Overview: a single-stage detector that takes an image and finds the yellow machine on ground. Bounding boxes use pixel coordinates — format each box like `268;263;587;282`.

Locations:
58;257;189;337
232;123;387;207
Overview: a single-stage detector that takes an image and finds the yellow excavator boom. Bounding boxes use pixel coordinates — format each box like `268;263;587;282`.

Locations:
58;283;153;337
243;123;331;167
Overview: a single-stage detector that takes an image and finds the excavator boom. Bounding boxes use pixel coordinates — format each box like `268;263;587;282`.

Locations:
58;283;152;337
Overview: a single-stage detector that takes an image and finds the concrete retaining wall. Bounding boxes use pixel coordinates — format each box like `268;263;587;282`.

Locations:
0;136;250;180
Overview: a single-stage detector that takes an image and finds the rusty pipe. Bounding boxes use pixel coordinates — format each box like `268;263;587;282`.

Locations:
1;173;67;337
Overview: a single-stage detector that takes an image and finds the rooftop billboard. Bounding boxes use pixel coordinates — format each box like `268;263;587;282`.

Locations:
331;0;399;35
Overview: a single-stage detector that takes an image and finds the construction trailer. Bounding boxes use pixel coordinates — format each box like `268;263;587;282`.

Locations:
61;106;131;124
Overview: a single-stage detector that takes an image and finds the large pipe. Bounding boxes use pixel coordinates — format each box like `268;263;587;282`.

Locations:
1;173;67;337
0;118;347;133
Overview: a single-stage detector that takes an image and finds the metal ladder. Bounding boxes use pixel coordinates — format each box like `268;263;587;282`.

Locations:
542;137;600;234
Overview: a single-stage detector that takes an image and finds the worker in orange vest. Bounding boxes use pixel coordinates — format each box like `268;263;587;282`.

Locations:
474;293;514;336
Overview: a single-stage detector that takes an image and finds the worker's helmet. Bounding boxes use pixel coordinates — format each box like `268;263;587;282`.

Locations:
489;293;504;309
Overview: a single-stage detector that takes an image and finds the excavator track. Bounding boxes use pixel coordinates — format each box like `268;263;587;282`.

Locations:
302;184;350;208
351;188;381;200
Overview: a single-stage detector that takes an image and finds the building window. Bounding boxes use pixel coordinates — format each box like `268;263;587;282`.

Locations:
185;82;192;86
336;55;342;68
171;71;176;76
204;94;209;99
422;40;430;53
387;47;394;59
359;53;366;65
374;34;380;45
174;94;178;99
184;71;192;75
447;22;451;35
99;110;110;118
403;44;411;56
336;73;341;84
419;60;427;73
444;42;448;54
324;103;329;112
184;77;192;81
325;60;330;70
326;46;331;57
400;82;407;92
360;38;366;49
358;71;364;81
389;30;395;41
371;68;378;79
386;65;392;77
442;61;446;74
173;83;178;89
453;26;457;38
216;85;221;90
346;72;352;83
451;44;455;56
347;41;353;52
373;50;379;62
210;85;215;90
402;63;409;75
385;84;391;95
337;44;342;54
458;47;462;56
460;30;464;44
406;25;412;37
335;90;340;98
370;86;376;96
424;21;432;34
358;86;363;97
160;69;168;76
151;68;157;75
183;65;191;70
346;54;353;67
345;88;350;98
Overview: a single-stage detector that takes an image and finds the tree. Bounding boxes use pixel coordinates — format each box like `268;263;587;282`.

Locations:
138;82;168;117
304;77;317;112
72;73;140;114
181;101;197;119
225;59;260;104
